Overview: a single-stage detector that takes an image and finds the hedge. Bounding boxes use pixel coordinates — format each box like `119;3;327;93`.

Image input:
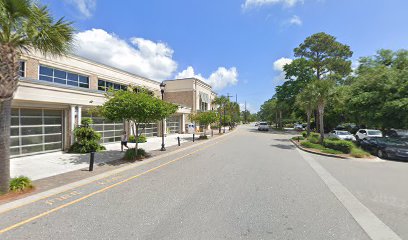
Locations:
323;139;354;154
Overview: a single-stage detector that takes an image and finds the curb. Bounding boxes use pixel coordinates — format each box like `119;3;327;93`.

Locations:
0;129;237;214
290;139;349;159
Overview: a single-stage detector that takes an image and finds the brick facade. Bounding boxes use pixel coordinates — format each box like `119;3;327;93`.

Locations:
164;91;194;109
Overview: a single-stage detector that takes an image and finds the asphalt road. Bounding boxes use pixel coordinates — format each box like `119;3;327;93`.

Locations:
0;125;407;239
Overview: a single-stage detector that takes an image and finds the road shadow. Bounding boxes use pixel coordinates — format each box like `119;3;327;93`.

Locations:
247;129;299;136
270;144;296;150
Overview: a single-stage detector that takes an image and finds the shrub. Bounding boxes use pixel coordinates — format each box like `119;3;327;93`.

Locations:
199;135;209;139
292;136;305;141
308;136;320;144
124;148;149;161
129;135;147;143
301;131;307;138
350;147;371;158
69;118;105;153
9;176;33;192
323;139;354;154
310;132;320;138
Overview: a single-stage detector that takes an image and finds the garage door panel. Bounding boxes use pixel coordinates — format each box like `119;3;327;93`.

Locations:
11;108;63;156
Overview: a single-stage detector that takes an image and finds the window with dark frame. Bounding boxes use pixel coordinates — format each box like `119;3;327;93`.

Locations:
39;65;89;89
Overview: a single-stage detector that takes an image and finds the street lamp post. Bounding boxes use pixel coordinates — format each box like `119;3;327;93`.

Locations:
160;82;166;151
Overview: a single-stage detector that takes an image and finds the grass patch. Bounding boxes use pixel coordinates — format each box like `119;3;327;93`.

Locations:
291;136;305;141
350;147;371;158
10;176;33;192
321;148;343;154
300;141;326;150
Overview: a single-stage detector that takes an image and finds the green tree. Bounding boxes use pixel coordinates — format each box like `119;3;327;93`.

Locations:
0;0;74;193
294;32;352;140
347;49;408;129
295;83;317;136
190;111;218;136
212;95;230;133
100;88;178;155
294;32;353;82
313;79;336;142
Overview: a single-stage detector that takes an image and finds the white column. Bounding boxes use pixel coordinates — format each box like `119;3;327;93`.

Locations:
70;105;76;145
181;114;185;134
77;106;82;126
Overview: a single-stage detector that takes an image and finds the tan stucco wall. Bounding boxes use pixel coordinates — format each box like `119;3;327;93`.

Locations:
24;57;39;79
164;91;194;109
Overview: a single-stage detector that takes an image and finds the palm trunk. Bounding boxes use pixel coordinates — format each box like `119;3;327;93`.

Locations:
0;99;11;193
0;44;19;194
318;104;325;144
315;110;319;133
306;110;311;137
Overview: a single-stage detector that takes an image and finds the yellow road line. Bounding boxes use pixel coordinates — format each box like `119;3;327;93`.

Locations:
0;138;224;235
0;132;233;216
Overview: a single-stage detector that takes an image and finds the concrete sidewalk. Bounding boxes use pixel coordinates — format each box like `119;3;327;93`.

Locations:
11;134;195;181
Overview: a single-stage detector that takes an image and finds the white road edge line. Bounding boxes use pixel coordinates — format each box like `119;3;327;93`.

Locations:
296;148;402;240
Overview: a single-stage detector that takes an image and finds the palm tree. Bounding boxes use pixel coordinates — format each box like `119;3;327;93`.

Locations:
311;79;335;143
0;0;74;193
295;82;317;137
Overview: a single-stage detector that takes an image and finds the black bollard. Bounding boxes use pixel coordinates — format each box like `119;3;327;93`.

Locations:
193;133;195;142
89;152;95;171
211;129;213;137
177;136;180;146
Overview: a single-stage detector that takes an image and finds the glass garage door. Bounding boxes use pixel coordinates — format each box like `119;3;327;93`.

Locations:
10;108;63;156
167;116;180;134
136;123;158;137
90;117;124;143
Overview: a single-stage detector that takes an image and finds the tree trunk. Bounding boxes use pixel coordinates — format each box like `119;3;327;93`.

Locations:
279;110;283;129
0;99;11;193
306;110;311;137
318;104;325;144
219;112;222;134
134;124;139;156
315;110;319;133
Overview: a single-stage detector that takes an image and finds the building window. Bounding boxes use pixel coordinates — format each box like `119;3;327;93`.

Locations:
98;79;127;92
39;65;89;89
199;92;209;111
19;61;25;77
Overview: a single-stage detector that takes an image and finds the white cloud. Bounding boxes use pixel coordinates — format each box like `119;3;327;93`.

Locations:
175;66;239;91
65;0;96;18
73;29;177;81
242;0;303;9
273;57;293;82
289;15;302;26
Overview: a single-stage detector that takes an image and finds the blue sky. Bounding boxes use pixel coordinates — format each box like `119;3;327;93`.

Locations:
41;0;408;112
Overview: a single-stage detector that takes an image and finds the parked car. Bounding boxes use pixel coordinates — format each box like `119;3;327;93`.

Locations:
360;137;408;160
383;129;408;138
355;129;382;141
258;122;269;131
294;123;304;131
328;130;356;141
